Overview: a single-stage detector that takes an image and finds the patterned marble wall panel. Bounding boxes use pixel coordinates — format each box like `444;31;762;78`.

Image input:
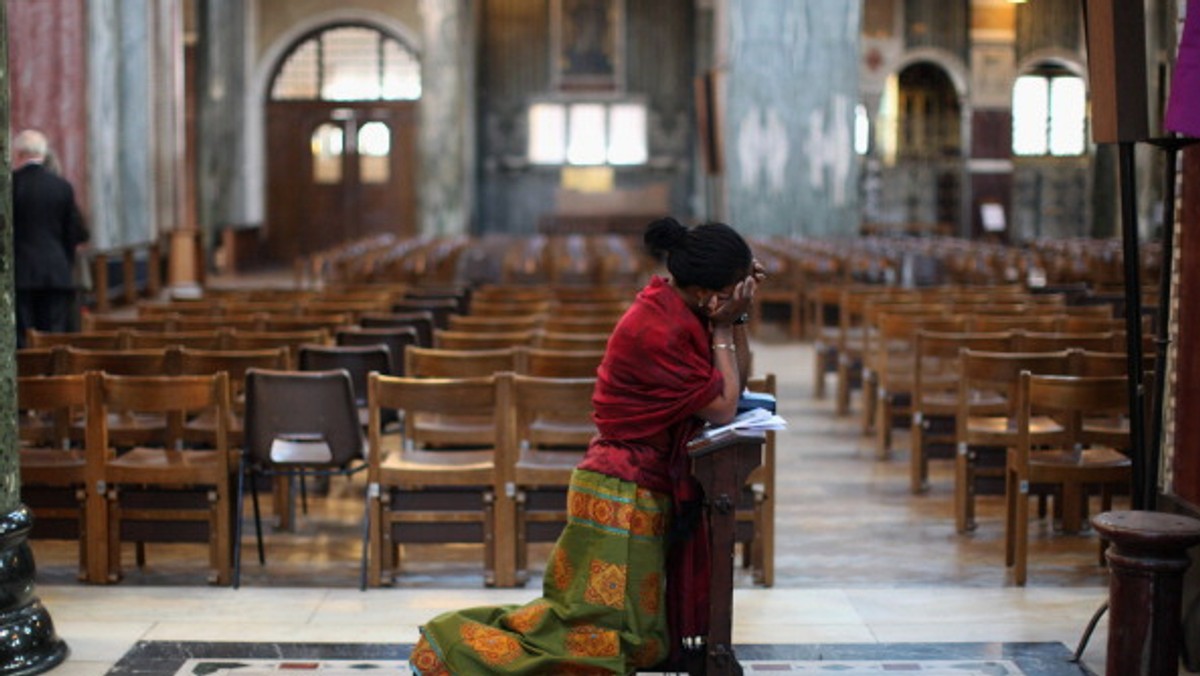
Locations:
904;0;967;62
1014;0;1082;65
118;0;154;245
197;1;248;239
88;0;121;250
8;0;90;218
419;0;472;235
725;1;861;237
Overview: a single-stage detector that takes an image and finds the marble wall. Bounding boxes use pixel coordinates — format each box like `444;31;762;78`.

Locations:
418;0;473;235
723;1;861;237
7;0;89;217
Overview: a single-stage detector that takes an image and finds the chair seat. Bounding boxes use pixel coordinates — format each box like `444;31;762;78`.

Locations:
966;415;1063;446
20;448;86;485
106;448;231;485
378;448;494;486
1027;446;1131;473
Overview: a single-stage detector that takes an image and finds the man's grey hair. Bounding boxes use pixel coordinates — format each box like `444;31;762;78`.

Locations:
13;129;49;159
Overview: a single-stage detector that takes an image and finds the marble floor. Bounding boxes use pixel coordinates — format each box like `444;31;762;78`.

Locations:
24;324;1186;675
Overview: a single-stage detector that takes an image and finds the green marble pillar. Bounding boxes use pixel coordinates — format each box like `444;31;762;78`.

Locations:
0;3;70;672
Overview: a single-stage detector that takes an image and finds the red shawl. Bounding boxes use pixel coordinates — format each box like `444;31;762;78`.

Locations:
578;275;721;657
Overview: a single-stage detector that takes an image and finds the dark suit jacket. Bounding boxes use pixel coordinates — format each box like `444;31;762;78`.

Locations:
13;162;89;290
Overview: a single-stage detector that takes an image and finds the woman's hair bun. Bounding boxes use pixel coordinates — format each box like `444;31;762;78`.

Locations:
644;216;688;255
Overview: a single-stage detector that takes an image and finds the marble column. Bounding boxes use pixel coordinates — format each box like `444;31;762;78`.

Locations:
720;0;861;237
196;0;248;253
0;2;69;672
418;0;476;235
87;0;157;250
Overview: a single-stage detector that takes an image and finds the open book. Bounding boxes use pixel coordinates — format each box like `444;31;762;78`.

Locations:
700;407;788;439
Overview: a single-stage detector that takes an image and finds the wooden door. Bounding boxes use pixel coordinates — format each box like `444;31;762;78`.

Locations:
266;100;417;262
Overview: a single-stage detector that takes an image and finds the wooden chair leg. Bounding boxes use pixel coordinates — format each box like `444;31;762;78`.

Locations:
874;391;891;460
910;416;926;493
106;488;122;583
955;444;973;533
1004;468;1017;566
835;358;851;415
367;492;384;587
211;486;231;586
1014;478;1030;586
136;542;146;569
861;372;878;433
813;346;828;400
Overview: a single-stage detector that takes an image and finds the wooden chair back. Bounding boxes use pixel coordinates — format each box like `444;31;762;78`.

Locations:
447;314;544;333
27;329;126;350
224;329;330;368
125;329;226;350
535;331;609;351
434;329;536;350
17;348;58;376
85;314;174;332
1013;330;1119;353
405;346;517;378
515;347;604;378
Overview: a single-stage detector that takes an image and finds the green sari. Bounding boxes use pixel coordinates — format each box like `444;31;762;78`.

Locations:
410;469;671;675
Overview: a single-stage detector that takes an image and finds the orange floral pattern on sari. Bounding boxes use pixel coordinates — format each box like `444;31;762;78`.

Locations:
460;621;522;666
584;559;627;609
638;571;662;614
502;600;550;633
550;546;574;591
564;624;619;658
410;636;450;676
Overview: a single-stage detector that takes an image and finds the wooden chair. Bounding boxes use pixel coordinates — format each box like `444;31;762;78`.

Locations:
359;311;436;348
18;374;92;580
515;347;604;378
57;346;182;448
1013;330;1118;353
238;368;369;588
17;348;58;376
176;347;291;448
27;329;126;350
88;371;235;585
909;330;1014;494
125;329;226;350
336;326;420;376
261;313;353;334
84;314;175;332
223;328;330;368
535;331;609;351
540;315;620;335
1007;373;1132;585
174;314;264;332
501;373;596;582
868;312;966;459
434;329;537;350
969;315;1061;333
365;373;512;587
954;349;1072;533
447;314;544;334
468;299;553;317
404;346;517;378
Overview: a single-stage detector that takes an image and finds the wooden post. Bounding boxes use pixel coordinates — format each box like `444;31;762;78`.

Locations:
688;430;764;676
1092;510;1200;675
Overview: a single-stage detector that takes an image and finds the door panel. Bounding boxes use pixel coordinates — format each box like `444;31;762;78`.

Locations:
266;101;416;262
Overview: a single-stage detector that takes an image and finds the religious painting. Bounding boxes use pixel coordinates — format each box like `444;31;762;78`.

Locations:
552;0;623;91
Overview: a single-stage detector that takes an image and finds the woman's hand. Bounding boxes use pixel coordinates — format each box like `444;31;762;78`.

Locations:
704;275;758;326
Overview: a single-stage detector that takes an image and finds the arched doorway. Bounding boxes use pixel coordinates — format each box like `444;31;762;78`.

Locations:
897;61;961;232
265;24;420;261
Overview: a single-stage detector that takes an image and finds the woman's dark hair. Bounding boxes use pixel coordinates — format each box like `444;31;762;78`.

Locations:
644;217;752;290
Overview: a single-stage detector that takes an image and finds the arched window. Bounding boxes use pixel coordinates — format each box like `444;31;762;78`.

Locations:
1011;64;1085;156
271;25;420;101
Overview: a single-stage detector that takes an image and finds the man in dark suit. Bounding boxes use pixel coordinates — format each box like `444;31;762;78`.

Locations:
12;129;89;346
